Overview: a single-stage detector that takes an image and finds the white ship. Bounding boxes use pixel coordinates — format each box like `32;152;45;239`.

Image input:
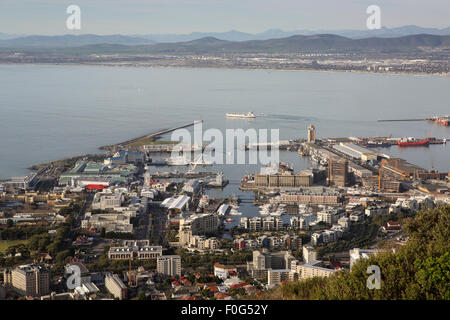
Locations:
259;204;271;215
229;208;242;216
166;155;190;166
190;158;212;166
226;112;256;119
270;204;286;216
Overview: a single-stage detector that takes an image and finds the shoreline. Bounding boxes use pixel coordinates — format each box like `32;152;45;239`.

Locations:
0;61;449;78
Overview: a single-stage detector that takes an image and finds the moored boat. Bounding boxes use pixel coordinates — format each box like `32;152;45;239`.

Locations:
398;138;429;147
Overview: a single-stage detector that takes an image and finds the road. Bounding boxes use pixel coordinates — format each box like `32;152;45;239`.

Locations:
150;207;169;246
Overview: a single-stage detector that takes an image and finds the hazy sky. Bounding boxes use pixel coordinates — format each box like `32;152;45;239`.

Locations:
1;0;449;35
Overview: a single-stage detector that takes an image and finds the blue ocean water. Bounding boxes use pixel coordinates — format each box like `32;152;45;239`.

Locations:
0;64;449;180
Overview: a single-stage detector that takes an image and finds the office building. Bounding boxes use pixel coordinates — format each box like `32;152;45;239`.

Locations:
307;125;316;143
329;158;348;187
247;250;295;278
105;273;128;300
267;269;295;287
108;241;163;260
293;260;337;280
157;255;182;277
302;245;317;264
91;192;123;211
4;264;50;297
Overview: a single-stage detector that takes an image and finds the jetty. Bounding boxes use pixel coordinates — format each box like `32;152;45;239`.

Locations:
99;120;202;151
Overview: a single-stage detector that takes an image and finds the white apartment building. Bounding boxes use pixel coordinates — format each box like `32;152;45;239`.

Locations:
157;255;181;277
105;273;128;300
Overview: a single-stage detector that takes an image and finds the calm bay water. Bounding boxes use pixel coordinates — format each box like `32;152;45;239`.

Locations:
0;64;449;181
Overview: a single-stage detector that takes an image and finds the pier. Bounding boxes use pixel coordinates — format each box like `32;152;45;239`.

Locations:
99;120;202;151
377;119;425;122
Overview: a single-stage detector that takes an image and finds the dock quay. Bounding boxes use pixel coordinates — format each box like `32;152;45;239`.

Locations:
325;136;446;146
151;171;216;179
377;119;425;122
143;143;213;153
99;120;202;151
378;115;449;126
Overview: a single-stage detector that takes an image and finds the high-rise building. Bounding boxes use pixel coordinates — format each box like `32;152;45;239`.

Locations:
329;157;348;187
4;264;50;297
157;255;181;277
267;269;295;287
144;167;152;188
247;250;295;278
302;245;317;264
307;125;316;143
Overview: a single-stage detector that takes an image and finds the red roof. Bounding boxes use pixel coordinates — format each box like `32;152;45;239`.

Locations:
85;184;108;190
231;283;248;288
179;296;200;300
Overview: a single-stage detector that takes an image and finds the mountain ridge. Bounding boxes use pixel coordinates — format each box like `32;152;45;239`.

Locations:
2;33;450;55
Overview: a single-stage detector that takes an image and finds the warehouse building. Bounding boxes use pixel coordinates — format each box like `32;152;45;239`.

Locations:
254;172;312;188
333;143;377;162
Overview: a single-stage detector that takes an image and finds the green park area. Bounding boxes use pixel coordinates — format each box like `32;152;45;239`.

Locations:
0;240;29;254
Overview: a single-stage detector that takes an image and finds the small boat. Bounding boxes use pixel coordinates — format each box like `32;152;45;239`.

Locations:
365;141;391;148
229;208;242;216
226;218;234;223
270;211;283;216
226;112;256;119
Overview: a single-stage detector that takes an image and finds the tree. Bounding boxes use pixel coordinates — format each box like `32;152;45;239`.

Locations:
137;291;149;300
263;205;450;300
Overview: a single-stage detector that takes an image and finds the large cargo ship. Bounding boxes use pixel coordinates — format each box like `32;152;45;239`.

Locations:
226;112;256;119
398;138;430;147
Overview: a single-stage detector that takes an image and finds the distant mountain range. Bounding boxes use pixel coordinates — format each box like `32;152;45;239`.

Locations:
0;34;154;47
1;25;450;47
31;34;449;55
133;25;450;42
0;32;24;40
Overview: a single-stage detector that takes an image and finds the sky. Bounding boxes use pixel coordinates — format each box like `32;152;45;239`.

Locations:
0;0;449;35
